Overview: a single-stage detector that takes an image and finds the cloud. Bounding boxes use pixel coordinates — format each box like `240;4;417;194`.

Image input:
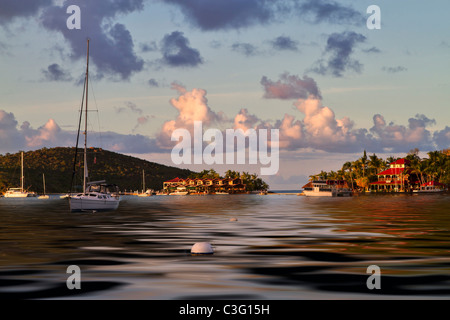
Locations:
231;42;260;57
234;108;261;131
99;131;161;153
257;74;441;153
114;101;143;115
40;0;145;80
0;110;26;152
311;31;366;77
292;96;366;152
261;73;322;100
156;83;225;148
363;46;381;54
160;0;362;31
382;66;408;73
21;119;73;148
140;41;158;53
0;109;162;154
369;114;436;151
160;31;203;67
0;0;52;25
297;0;364;26
160;0;281;31
433;126;450;150
148;78;159;87
42;63;73;82
270;36;299;51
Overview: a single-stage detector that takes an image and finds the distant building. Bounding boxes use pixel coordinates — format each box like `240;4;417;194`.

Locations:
163;177;245;194
369;159;411;192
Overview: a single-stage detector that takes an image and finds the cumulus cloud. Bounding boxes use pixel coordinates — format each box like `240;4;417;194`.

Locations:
234;108;261;131
160;0;363;31
0;110;26;152
0;109;162;154
270;36;299;51
261;73;322;100
21;119;72;148
369;114;436;151
156;83;225;148
42;63;73;82
311;31;366;77
291;96;366;152
297;0;364;26
160;0;280;31
148;78;159;87
160;31;203;67
433;127;450;150
257;73;443;153
40;0;145;80
0;0;52;25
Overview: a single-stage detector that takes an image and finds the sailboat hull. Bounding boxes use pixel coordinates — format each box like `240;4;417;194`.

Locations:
69;195;120;212
4;191;36;198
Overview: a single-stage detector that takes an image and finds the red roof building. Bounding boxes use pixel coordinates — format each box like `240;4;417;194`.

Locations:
370;158;411;192
163;177;245;194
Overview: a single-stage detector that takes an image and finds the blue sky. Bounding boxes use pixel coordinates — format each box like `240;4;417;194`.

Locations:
1;0;449;189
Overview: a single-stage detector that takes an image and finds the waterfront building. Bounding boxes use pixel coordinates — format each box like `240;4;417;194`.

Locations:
163;177;245;194
369;159;411;192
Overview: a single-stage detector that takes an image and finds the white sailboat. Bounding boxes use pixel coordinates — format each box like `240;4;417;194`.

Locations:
38;173;49;199
4;151;37;198
137;169;153;197
69;39;120;212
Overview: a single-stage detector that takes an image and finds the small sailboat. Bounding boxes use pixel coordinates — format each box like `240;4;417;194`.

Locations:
69;39;120;212
137;170;153;197
38;173;49;199
4;151;37;198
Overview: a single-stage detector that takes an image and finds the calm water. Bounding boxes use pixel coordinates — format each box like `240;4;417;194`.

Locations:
0;193;449;300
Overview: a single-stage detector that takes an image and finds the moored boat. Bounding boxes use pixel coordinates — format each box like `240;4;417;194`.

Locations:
4;151;37;198
413;181;446;193
302;179;352;197
68;39;120;212
169;186;189;195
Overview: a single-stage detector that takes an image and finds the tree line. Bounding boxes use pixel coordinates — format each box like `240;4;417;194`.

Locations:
188;169;269;192
309;149;450;191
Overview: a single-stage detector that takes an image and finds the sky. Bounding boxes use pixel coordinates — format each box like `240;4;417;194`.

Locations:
1;0;449;189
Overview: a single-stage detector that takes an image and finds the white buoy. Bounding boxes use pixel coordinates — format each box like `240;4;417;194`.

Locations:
191;242;214;255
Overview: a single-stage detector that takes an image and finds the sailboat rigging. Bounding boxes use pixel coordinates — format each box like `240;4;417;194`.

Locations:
4;151;37;198
69;39;120;212
38;173;49;199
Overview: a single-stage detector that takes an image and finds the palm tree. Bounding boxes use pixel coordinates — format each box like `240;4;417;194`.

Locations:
386;156;397;166
360;150;368;177
426;151;442;182
368;153;383;175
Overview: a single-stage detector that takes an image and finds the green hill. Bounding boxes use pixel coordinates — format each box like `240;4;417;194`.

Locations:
0;147;194;194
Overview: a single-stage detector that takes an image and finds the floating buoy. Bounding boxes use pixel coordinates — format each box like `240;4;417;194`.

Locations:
229;217;238;222
191;242;214;255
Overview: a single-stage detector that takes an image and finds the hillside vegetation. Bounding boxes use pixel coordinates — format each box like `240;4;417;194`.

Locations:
0;147;193;194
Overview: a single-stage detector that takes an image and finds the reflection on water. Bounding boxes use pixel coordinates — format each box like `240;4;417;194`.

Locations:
0;193;449;299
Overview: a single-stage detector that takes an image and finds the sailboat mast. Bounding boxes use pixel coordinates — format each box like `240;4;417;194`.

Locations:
83;39;90;194
21;151;24;192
